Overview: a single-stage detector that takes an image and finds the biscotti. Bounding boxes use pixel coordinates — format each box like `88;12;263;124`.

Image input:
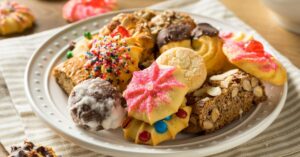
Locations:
185;69;267;133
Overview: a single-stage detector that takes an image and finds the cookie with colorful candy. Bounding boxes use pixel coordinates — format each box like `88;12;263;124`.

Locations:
0;1;34;35
122;104;191;145
122;62;192;145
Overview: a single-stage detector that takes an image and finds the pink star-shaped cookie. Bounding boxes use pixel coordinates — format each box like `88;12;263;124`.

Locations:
124;62;185;114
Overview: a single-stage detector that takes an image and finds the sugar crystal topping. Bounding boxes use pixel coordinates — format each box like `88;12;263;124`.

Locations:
123;62;185;113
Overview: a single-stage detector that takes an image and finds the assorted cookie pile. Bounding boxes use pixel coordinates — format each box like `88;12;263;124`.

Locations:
53;9;287;146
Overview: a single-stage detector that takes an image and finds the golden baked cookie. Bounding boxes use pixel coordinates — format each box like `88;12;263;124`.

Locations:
149;10;196;36
99;13;155;67
0;1;34;35
191;23;230;75
222;37;287;86
54;34;143;94
122;105;191;145
156;47;207;92
133;9;157;22
157;23;194;54
123;62;189;124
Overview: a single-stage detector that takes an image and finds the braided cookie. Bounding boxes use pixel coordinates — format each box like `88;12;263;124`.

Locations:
122;105;191;145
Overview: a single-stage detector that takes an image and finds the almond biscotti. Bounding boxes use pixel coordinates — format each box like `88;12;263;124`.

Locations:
185;69;267;133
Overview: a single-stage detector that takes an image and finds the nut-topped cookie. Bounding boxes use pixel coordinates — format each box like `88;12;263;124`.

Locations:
149;10;196;36
185;69;267;133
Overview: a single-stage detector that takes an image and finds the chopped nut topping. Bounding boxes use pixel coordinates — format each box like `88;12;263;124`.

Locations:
203;120;214;129
211;108;220;122
207;87;222;96
209;69;239;81
251;77;259;87
242;79;252;91
220;76;233;88
253;86;263;97
231;87;239;98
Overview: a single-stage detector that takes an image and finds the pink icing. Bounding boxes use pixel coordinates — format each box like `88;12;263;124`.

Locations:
223;37;278;72
63;0;117;22
219;32;233;39
123;62;185;113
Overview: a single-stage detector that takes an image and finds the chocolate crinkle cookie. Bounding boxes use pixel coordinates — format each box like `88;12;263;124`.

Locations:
8;140;58;157
68;78;126;131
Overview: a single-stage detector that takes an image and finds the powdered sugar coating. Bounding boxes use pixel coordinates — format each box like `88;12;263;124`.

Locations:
68;78;126;131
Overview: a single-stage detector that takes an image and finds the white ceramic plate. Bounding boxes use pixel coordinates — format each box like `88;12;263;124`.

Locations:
25;9;287;157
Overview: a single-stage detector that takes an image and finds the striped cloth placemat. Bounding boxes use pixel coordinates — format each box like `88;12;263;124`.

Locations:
0;0;299;156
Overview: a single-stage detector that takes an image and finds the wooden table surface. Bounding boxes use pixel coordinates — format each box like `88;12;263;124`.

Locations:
1;0;299;156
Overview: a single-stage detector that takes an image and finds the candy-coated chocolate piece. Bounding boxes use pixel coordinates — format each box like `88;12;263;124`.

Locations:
66;50;73;59
176;108;187;118
164;115;172;121
84;31;92;40
154;120;168;134
138;131;151;142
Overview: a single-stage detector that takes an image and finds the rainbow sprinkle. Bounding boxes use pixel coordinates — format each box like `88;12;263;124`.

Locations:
84;35;133;83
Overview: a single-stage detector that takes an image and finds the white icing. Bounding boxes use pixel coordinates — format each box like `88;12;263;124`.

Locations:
68;78;126;131
102;98;126;129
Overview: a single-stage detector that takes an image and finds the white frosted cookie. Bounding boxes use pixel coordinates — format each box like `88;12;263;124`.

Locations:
156;47;207;92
